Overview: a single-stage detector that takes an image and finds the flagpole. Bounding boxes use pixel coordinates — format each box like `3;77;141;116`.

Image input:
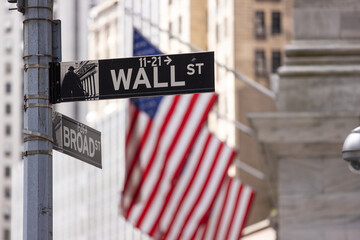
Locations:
235;160;265;180
123;8;275;99
130;2;135;240
140;0;143;31
129;27;265;181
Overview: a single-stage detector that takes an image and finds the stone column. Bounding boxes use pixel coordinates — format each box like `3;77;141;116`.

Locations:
248;0;360;239
278;0;360;113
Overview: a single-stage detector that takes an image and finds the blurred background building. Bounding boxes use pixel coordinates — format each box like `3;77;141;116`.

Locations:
207;0;292;229
249;0;360;239
11;0;103;239
6;0;360;239
8;0;287;239
0;2;23;240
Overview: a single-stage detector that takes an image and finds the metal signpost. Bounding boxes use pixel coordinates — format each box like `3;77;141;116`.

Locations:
21;0;53;239
49;52;215;103
52;112;102;168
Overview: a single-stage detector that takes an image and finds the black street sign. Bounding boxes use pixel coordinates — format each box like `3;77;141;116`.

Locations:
52;112;102;168
50;51;214;103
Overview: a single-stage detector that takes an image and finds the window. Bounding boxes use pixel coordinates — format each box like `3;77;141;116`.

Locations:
5;104;11;115
272;11;281;34
178;16;182;35
4;40;12;54
3;208;10;221
169;22;173;35
5;125;11;136
5;83;11;94
4;167;10;178
105;25;111;58
272;51;282;73
254;11;266;38
254;50;267;76
3;229;10;240
4;187;11;199
4;143;11;157
5;63;11;74
4;20;12;33
94;31;100;59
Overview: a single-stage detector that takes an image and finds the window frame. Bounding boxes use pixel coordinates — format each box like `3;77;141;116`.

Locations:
271;11;282;35
5;104;11;115
5;125;11;136
4;167;11;178
254;49;267;77
254;11;266;39
5;83;11;94
271;50;282;73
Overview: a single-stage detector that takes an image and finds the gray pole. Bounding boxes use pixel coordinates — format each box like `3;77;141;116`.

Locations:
23;0;53;239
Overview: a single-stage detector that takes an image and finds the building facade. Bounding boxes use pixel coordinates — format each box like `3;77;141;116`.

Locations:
53;1;159;239
207;0;292;231
159;0;208;53
11;0;102;239
249;0;360;239
0;3;23;240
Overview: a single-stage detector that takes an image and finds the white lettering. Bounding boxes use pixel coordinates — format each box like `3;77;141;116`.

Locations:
170;65;185;87
133;68;151;89
187;64;195;75
83;135;89;155
153;66;168;88
89;138;95;157
76;132;83;153
70;129;77;151
62;123;100;159
64;126;70;147
196;63;204;74
110;68;133;90
187;63;204;75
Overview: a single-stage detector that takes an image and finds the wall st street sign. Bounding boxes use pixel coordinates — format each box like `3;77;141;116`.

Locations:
52;112;102;168
49;51;214;103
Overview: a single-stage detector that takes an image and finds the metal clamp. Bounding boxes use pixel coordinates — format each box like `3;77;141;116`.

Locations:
23;129;53;143
23;18;55;24
24;6;53;12
24;103;52;111
24;94;49;101
23;54;55;59
22;150;53;159
23;94;51;111
24;64;50;71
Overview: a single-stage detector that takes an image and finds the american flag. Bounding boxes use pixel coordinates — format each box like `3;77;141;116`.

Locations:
121;93;217;230
120;28;255;239
152;127;236;239
196;177;255;240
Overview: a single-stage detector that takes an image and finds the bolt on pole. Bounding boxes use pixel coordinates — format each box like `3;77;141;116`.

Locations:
23;0;53;239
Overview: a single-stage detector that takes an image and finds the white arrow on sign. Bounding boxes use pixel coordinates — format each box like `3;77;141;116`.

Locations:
164;56;172;65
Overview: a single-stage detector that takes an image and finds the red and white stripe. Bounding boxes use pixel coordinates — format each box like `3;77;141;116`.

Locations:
156;127;235;240
198;177;255;240
121;93;217;231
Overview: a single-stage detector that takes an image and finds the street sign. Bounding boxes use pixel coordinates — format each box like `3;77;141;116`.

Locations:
49;51;214;103
52;112;102;168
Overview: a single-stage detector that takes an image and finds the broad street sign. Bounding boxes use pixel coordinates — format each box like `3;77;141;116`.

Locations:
52;112;102;168
49;51;214;103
